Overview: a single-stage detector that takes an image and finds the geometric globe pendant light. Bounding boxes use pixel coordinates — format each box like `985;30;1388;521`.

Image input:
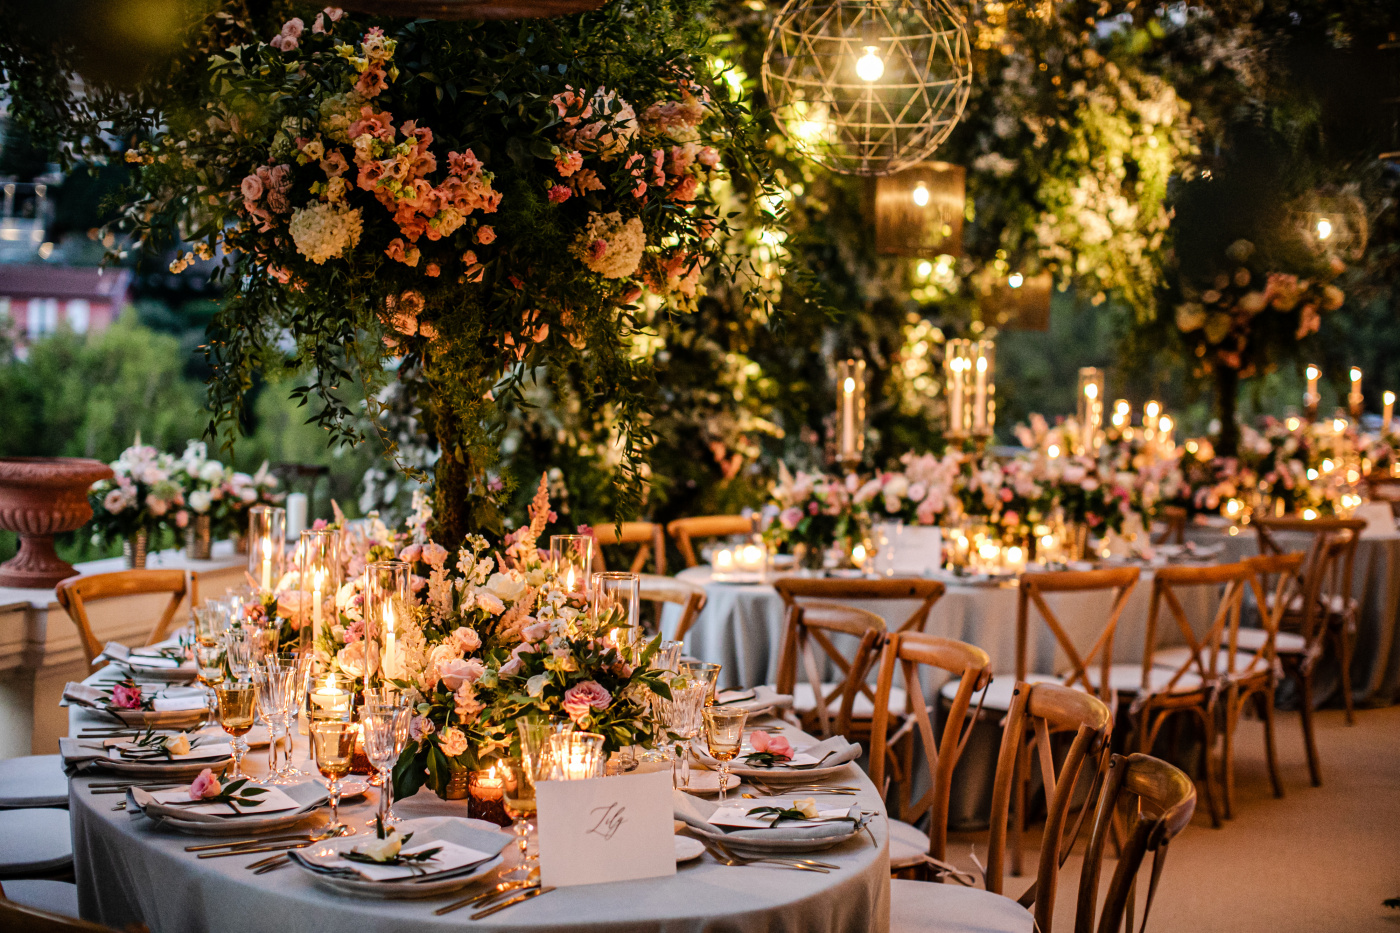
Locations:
762;0;972;175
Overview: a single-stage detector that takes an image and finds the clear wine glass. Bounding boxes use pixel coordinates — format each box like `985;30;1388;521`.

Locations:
500;756;539;881
311;720;357;836
362;702;412;826
702;706;747;801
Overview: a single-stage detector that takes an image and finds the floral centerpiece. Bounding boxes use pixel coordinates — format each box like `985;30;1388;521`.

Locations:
87;442;187;550
763;468;866;569
853;452;961;527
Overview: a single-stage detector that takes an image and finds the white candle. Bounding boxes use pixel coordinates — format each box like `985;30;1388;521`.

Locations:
1083;381;1099;452
949;359;964;434
973;355;988;432
383;603;396;681
841;376;857;458
1384;391;1395;434
1306;364;1320;415
714;548;733;572
285;493;308;541
312;570;324;644
1350;367;1363;417
260;537;272;592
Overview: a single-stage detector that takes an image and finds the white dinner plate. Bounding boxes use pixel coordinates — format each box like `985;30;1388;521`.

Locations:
96;755;232;778
108;708;208;729
674;835;705;862
133;782;368;836
291;847;504;899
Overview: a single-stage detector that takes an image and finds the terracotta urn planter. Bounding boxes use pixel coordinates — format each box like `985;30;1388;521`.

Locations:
0;457;114;588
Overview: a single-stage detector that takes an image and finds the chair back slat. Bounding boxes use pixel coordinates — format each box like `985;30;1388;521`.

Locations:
589;522;666;575
636;574;706;640
1144;562;1252;686
868;633;990;861
772;577;946;633
54;569;190;672
1016;567;1139;704
774;600;886;740
0;891;118;933
1074;753;1196;933
1253;517;1364;648
666;515;753;568
987;682;1113;932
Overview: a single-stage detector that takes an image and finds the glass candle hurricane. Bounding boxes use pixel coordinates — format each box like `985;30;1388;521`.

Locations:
544;731;605;780
836;358;867;468
247;506;286;593
298;529;339;662
549;535;593;599
363;560;411;694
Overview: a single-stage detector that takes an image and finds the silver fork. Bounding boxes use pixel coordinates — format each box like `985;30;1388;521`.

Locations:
710;838;839;870
701;840;829;873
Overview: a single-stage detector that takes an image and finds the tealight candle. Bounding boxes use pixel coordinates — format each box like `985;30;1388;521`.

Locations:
310;674;353;721
713;548;734;572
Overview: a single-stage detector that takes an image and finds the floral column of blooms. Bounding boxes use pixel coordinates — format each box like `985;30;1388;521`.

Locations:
118;6;783;544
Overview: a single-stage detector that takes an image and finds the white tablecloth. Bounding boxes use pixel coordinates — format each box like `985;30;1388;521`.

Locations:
663;566;1208;690
67;671;890;933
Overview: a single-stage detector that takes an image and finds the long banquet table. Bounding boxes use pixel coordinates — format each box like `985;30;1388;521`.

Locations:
67;668;891;933
663;565;1209;691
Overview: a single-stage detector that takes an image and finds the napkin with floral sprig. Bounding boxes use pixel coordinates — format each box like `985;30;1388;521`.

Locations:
127;771;318;822
291;817;505;882
691;734;861;772
100;640;192;670
673;790;869;844
61;681;207;712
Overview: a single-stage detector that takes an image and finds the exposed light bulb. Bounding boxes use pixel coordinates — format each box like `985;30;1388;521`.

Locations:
911;183;929;207
1316;218;1333;240
1007;272;1024;288
855;46;884;82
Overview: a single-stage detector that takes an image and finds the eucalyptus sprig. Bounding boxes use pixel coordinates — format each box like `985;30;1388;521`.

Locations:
745;802;823;826
740;751;788;768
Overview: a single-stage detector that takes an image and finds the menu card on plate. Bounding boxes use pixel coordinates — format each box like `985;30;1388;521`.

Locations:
535;769;675;888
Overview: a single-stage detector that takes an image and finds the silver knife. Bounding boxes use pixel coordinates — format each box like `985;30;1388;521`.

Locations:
471;885;555;920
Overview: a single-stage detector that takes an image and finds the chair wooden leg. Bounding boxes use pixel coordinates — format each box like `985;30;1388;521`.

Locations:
1222;687;1240;821
1197;707;1222;828
1298;667;1323;787
1335;623;1357;726
1256;688;1284;799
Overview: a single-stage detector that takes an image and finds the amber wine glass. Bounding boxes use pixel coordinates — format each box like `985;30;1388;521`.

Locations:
500;757;539;881
702;707;747;801
214;681;257;780
311;721;357;834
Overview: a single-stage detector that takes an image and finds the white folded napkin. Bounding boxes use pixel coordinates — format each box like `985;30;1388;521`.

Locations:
673;790;865;843
108;739;233;763
693;735;860;772
59;737;109;765
708;800;858;830
151;688;209;712
130;783;308;821
102;642;186;670
62;682;107;709
315;840;495;882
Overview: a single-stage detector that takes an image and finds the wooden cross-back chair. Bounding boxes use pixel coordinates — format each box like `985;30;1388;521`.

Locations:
1150;506;1188;546
589;522;666;575
54;569;190;672
771;600;887;741
869;633;990;877
774;577;946;741
1017;567;1141;706
636;573;706;642
666;515;753;568
888;682;1113;933
0;890;117;933
1254;516;1365;726
1132;561;1256;826
1073;753;1197;933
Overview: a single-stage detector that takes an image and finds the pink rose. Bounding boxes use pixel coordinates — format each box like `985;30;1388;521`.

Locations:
422;542;449;568
498;657;522;677
439;658;485;691
749;730;793;760
779;507;803;531
398;543;423;564
451;626;482;653
174;510;190;529
522;620;552;643
562;681;612;723
476;226;496;245
240;174;264;201
408;715;436;742
189;768;222;800
276;590;310;626
112;682;142;709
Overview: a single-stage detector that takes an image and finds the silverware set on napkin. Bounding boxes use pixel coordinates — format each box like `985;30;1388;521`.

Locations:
699;838;837;873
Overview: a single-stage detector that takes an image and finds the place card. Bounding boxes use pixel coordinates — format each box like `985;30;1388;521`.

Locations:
535;769;676;888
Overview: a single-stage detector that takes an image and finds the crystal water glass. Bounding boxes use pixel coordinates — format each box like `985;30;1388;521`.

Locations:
311;720;357;835
252;658;301;784
702;707;747;801
544;731;605;780
680;661;722;706
362;702;412;826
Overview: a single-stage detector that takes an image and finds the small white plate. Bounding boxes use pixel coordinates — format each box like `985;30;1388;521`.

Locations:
677;769;723;796
674;835;704;862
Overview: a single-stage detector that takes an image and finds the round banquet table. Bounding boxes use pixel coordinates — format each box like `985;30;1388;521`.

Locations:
67;669;891;933
662;565;1210;691
1184;522;1400;707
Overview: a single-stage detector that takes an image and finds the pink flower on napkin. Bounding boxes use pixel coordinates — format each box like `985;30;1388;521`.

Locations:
189;768;222;800
749;731;793;760
562;681;612;723
112;682;143;709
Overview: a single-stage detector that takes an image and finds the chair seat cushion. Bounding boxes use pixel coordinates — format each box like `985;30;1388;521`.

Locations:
1152;647;1269;679
0;755;68;808
938;674;1066;712
891;878;1035;933
0;809;72;875
888;817;932;869
1233;628;1307;655
791;683;907;720
1;879;79;917
1083;664;1205;695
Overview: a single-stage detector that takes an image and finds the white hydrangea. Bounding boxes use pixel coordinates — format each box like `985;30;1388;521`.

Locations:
289;202;364;264
571;211;645;279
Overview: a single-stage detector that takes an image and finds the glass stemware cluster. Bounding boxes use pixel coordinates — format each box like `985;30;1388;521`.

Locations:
361;690;413;827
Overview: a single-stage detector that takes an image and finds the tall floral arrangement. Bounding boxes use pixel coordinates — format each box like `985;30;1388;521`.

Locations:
170;442;283;539
763;468;865;565
107;3;784;544
853;452;961;527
